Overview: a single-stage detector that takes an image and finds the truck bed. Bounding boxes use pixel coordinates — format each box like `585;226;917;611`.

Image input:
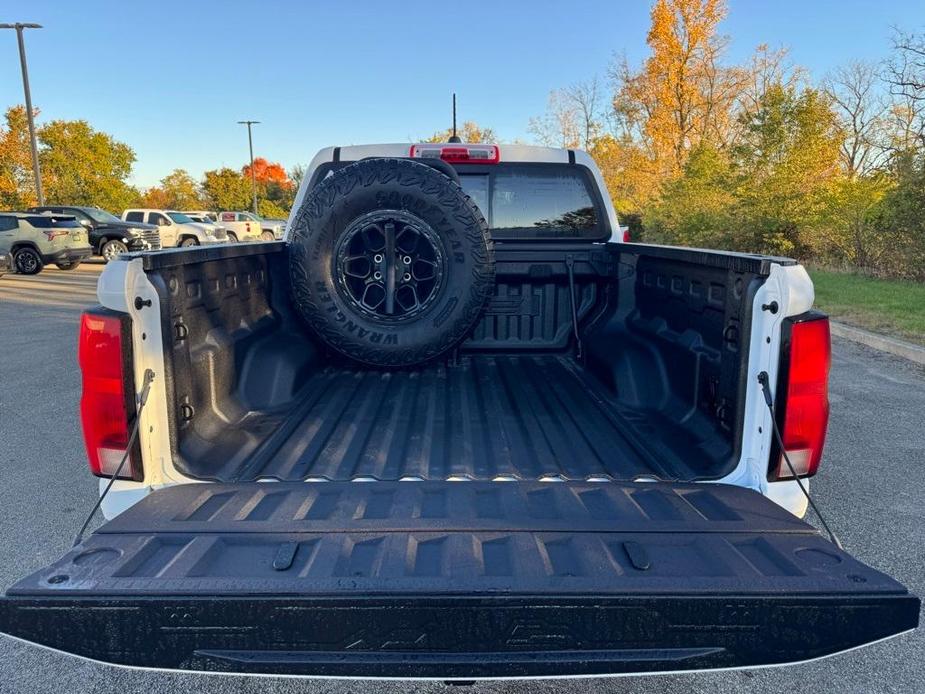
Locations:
223;355;701;483
158;243;753;485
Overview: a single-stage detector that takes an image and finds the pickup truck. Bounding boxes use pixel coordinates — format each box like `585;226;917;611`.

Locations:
121;209;228;247
0;143;917;680
216;210;282;241
212;210;268;241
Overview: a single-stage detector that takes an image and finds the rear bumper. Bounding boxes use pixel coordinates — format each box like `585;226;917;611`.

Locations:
42;247;92;264
0;593;917;678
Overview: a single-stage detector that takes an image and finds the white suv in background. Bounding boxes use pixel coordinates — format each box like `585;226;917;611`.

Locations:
121;209;227;247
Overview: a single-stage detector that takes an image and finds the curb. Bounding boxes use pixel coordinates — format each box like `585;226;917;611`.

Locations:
830;321;925;366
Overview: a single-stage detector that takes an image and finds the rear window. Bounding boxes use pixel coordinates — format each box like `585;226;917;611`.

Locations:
460;165;602;239
309;161;606;240
125;211;144;223
25;216;81;228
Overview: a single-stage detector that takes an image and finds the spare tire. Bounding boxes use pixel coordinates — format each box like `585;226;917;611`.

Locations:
288;158;494;367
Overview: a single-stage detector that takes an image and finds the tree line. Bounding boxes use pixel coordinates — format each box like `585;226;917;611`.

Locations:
0;108;300;218
527;0;925;280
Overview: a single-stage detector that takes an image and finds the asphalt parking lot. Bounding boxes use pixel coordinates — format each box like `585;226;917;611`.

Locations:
0;261;922;694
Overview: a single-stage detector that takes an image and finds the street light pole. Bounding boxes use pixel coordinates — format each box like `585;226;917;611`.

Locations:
237;120;260;214
1;22;44;205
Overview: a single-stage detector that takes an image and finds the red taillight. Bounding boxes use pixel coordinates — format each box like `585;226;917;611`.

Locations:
409;144;500;164
44;229;68;242
620;225;631;242
78;311;140;480
771;313;831;480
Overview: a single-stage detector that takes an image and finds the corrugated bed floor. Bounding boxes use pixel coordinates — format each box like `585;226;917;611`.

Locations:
231;356;696;483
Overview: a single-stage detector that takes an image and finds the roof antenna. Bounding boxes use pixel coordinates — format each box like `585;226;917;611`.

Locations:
448;93;462;143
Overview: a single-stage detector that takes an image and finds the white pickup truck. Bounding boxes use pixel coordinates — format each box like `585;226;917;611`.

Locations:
216;210;282;241
0;143;917;680
122;209;228;247
183;210;267;242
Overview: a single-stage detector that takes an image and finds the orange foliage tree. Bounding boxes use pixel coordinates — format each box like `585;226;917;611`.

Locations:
242;158;292;189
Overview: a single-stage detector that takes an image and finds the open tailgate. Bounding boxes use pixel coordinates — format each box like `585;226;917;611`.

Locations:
0;481;918;678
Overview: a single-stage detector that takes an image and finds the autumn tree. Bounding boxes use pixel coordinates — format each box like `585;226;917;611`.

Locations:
732;85;842;255
243;157;291;188
0;107;37;208
38;117;138;211
646;142;736;248
613;0;739;177
238;157;293;217
257;199;289;219
165;169;202;208
0;107;138;211
878;150;925;279
138;186;171;209
202;167;251;211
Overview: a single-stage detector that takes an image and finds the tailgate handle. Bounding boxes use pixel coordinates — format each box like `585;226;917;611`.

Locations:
623;541;651;571
272;541;299;571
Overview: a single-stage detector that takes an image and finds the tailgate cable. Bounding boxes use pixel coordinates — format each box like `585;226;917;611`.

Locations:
72;368;156;548
565;255;583;362
758;371;843;549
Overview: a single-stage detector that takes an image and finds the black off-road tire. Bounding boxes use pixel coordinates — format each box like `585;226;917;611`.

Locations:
289;157;494;367
55;261;81;271
14;247;43;275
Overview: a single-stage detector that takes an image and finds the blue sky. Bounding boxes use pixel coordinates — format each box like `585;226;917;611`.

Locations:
1;0;922;188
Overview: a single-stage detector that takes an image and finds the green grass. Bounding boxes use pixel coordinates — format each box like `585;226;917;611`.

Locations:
809;269;925;345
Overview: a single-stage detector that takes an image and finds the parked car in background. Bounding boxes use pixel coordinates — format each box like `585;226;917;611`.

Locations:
0;250;11;278
0;211;92;274
182;210;217;222
211;210;265;242
181;211;238;242
181;213;237;242
28;205;160;261
121;209;227;247
218;211;281;240
262;217;287;237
